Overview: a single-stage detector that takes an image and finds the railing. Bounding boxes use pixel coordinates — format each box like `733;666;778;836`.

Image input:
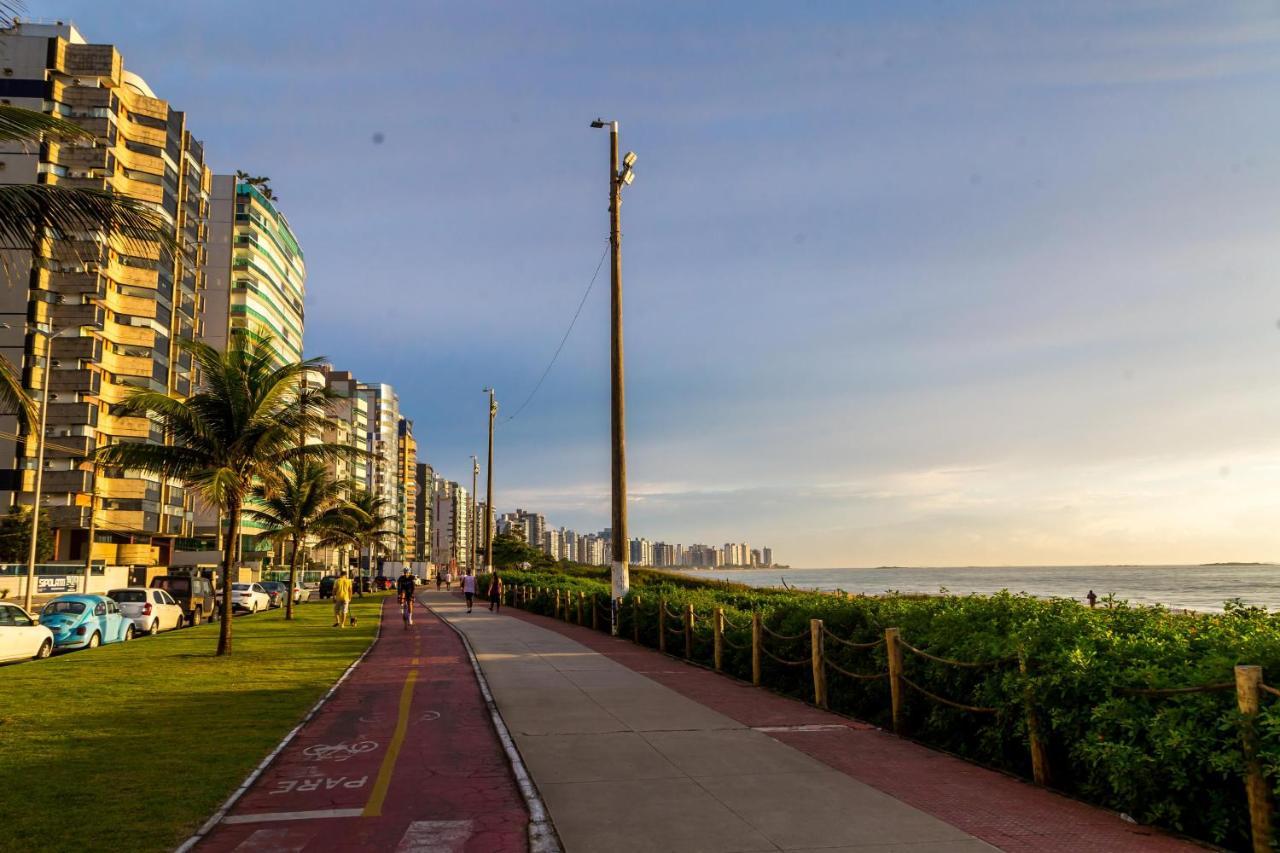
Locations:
503;581;1279;853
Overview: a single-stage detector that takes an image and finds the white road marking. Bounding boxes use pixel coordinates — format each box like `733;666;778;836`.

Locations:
395;820;474;852
752;723;850;732
223;808;365;825
231;827;313;851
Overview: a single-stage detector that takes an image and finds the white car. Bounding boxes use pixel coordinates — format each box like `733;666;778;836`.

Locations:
0;601;54;662
108;587;186;635
229;582;271;614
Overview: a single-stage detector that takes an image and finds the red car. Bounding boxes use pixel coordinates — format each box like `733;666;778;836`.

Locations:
376;577;394;591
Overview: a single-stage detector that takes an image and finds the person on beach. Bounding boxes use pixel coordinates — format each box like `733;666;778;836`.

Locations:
1086;590;1097;608
488;572;503;612
332;570;354;628
397;568;416;627
462;568;477;613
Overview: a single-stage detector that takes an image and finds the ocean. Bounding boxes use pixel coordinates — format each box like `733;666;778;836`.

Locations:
668;564;1280;612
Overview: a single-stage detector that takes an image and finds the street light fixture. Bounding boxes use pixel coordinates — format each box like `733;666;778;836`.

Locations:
21;324;73;612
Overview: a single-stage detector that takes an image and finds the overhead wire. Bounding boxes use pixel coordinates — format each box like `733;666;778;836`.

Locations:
501;239;609;426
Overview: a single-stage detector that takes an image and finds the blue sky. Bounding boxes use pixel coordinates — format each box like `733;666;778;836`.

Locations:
39;1;1280;566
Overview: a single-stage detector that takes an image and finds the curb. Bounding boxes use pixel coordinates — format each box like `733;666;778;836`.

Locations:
174;600;386;853
423;595;563;853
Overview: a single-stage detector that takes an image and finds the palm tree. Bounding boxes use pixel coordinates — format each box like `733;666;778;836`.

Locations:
325;491;400;586
244;461;351;620
96;334;347;655
0;104;172;425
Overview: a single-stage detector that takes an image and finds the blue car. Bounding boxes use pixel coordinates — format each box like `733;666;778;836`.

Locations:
39;594;134;651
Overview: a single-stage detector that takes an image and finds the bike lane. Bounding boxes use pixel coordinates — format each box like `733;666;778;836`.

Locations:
199;597;528;852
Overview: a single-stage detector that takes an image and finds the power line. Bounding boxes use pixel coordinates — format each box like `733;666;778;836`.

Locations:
502;239;609;425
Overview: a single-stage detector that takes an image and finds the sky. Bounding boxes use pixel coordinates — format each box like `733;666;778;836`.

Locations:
29;1;1280;567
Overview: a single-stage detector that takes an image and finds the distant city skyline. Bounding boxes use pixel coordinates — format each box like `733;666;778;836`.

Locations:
33;2;1280;567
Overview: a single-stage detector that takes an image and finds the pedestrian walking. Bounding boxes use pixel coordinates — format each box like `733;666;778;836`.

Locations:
1086;589;1098;608
332;570;354;628
462;569;477;613
435;569;443;591
488;572;503;613
397;568;416;628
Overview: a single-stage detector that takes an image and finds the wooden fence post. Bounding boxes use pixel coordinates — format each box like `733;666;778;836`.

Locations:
633;595;640;643
885;627;905;736
810;619;827;709
751;612;762;686
684;604;694;659
592;595;599;631
1236;665;1273;853
658;598;667;653
1019;653;1051;786
577;592;584;625
713;608;724;672
554;589;561;619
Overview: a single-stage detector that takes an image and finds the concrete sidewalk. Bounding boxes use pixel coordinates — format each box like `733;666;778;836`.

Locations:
425;590;995;853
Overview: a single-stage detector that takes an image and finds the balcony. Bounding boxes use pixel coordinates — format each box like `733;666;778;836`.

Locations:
42;434;95;459
52;336;103;363
46;505;92;529
41;469;93;494
45;402;98;428
52;304;105;330
49;369;101;394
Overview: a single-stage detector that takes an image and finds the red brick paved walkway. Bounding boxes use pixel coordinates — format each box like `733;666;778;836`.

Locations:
199;598;528;853
505;606;1205;853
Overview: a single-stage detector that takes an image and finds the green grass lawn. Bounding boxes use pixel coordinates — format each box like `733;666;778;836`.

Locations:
0;593;388;853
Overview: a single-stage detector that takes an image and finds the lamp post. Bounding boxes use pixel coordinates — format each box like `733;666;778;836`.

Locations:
590;118;637;629
482;388;496;571
23;326;71;612
470;454;479;573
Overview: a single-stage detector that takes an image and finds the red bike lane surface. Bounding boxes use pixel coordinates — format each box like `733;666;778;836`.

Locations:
199;598;528;853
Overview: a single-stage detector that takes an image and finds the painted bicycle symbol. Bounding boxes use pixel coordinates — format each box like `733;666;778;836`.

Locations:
302;741;379;762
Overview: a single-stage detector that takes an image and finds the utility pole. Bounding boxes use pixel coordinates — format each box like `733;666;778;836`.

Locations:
591;118;637;625
484;388;496;571
470;454;479;574
23;326;68;611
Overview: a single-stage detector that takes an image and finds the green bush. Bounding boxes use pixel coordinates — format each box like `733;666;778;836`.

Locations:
500;567;1280;850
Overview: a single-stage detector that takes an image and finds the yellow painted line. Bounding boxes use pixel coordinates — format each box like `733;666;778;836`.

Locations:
363;669;418;817
411;657;420;665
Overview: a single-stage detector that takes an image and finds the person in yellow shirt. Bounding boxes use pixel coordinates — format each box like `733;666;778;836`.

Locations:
332;570;354;628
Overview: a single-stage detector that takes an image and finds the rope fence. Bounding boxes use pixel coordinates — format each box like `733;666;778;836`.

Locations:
504;581;1280;853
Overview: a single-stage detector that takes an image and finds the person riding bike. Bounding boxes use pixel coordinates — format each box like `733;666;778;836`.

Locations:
397;569;416;627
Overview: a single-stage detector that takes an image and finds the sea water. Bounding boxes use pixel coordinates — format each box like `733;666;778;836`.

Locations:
669;564;1280;612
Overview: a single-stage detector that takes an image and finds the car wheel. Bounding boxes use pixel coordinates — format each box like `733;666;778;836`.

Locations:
87;632;100;649
251;602;258;614
149;620;160;636
35;639;52;660
192;609;201;626
123;625;133;641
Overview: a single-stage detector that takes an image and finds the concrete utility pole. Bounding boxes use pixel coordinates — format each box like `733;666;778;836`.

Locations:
470;454;479;573
483;388;496;571
23;326;69;611
590;118;637;621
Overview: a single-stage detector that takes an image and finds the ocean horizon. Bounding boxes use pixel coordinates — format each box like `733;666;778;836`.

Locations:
669;563;1280;612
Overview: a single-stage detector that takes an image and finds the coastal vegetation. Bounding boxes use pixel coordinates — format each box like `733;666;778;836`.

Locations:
494;561;1280;850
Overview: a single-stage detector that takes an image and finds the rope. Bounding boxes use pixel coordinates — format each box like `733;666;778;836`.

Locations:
826;660;889;681
761;624;807;642
722;635;752;651
663;605;684;620
901;675;998;714
761;647;809;667
666;623;686;635
1261;683;1280;699
1118;682;1235;697
898;638;1014;669
821;627;884;650
721;614;748;630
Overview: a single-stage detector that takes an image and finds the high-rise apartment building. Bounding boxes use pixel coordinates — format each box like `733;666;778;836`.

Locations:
0;22;210;564
430;477;469;569
204;176;305;361
358;381;398;519
397;418;416;560
414;463;433;561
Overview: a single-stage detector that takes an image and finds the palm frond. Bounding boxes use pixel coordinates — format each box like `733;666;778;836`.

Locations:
0;353;35;425
0;103;93;145
0;184;175;254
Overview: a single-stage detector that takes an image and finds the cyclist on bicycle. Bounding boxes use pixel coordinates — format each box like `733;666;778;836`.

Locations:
397;569;416;628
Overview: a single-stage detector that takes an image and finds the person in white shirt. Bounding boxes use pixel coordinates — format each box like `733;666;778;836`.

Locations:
462;570;477;613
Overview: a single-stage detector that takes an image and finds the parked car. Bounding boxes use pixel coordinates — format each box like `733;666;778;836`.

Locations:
318;575;337;599
0;601;54;663
356;576;373;594
150;574;217;626
227;582;271;613
38;594;133;650
376;577;394;591
259;581;287;608
108;587;186;635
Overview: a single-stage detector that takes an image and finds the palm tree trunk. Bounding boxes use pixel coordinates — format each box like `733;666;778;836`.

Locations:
285;532;301;620
218;499;240;656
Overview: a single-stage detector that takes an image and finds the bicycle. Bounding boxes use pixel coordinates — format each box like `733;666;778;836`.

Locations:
400;594;413;628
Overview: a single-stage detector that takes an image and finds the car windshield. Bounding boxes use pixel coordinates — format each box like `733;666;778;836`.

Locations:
262;582;282;590
42;600;85;616
154;577;189;593
109;590;146;603
232;583;250;591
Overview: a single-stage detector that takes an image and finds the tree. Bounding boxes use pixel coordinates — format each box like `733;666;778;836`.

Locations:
0;505;52;563
244;461;351;620
490;532;541;569
322;491;399;583
96;334;347;655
